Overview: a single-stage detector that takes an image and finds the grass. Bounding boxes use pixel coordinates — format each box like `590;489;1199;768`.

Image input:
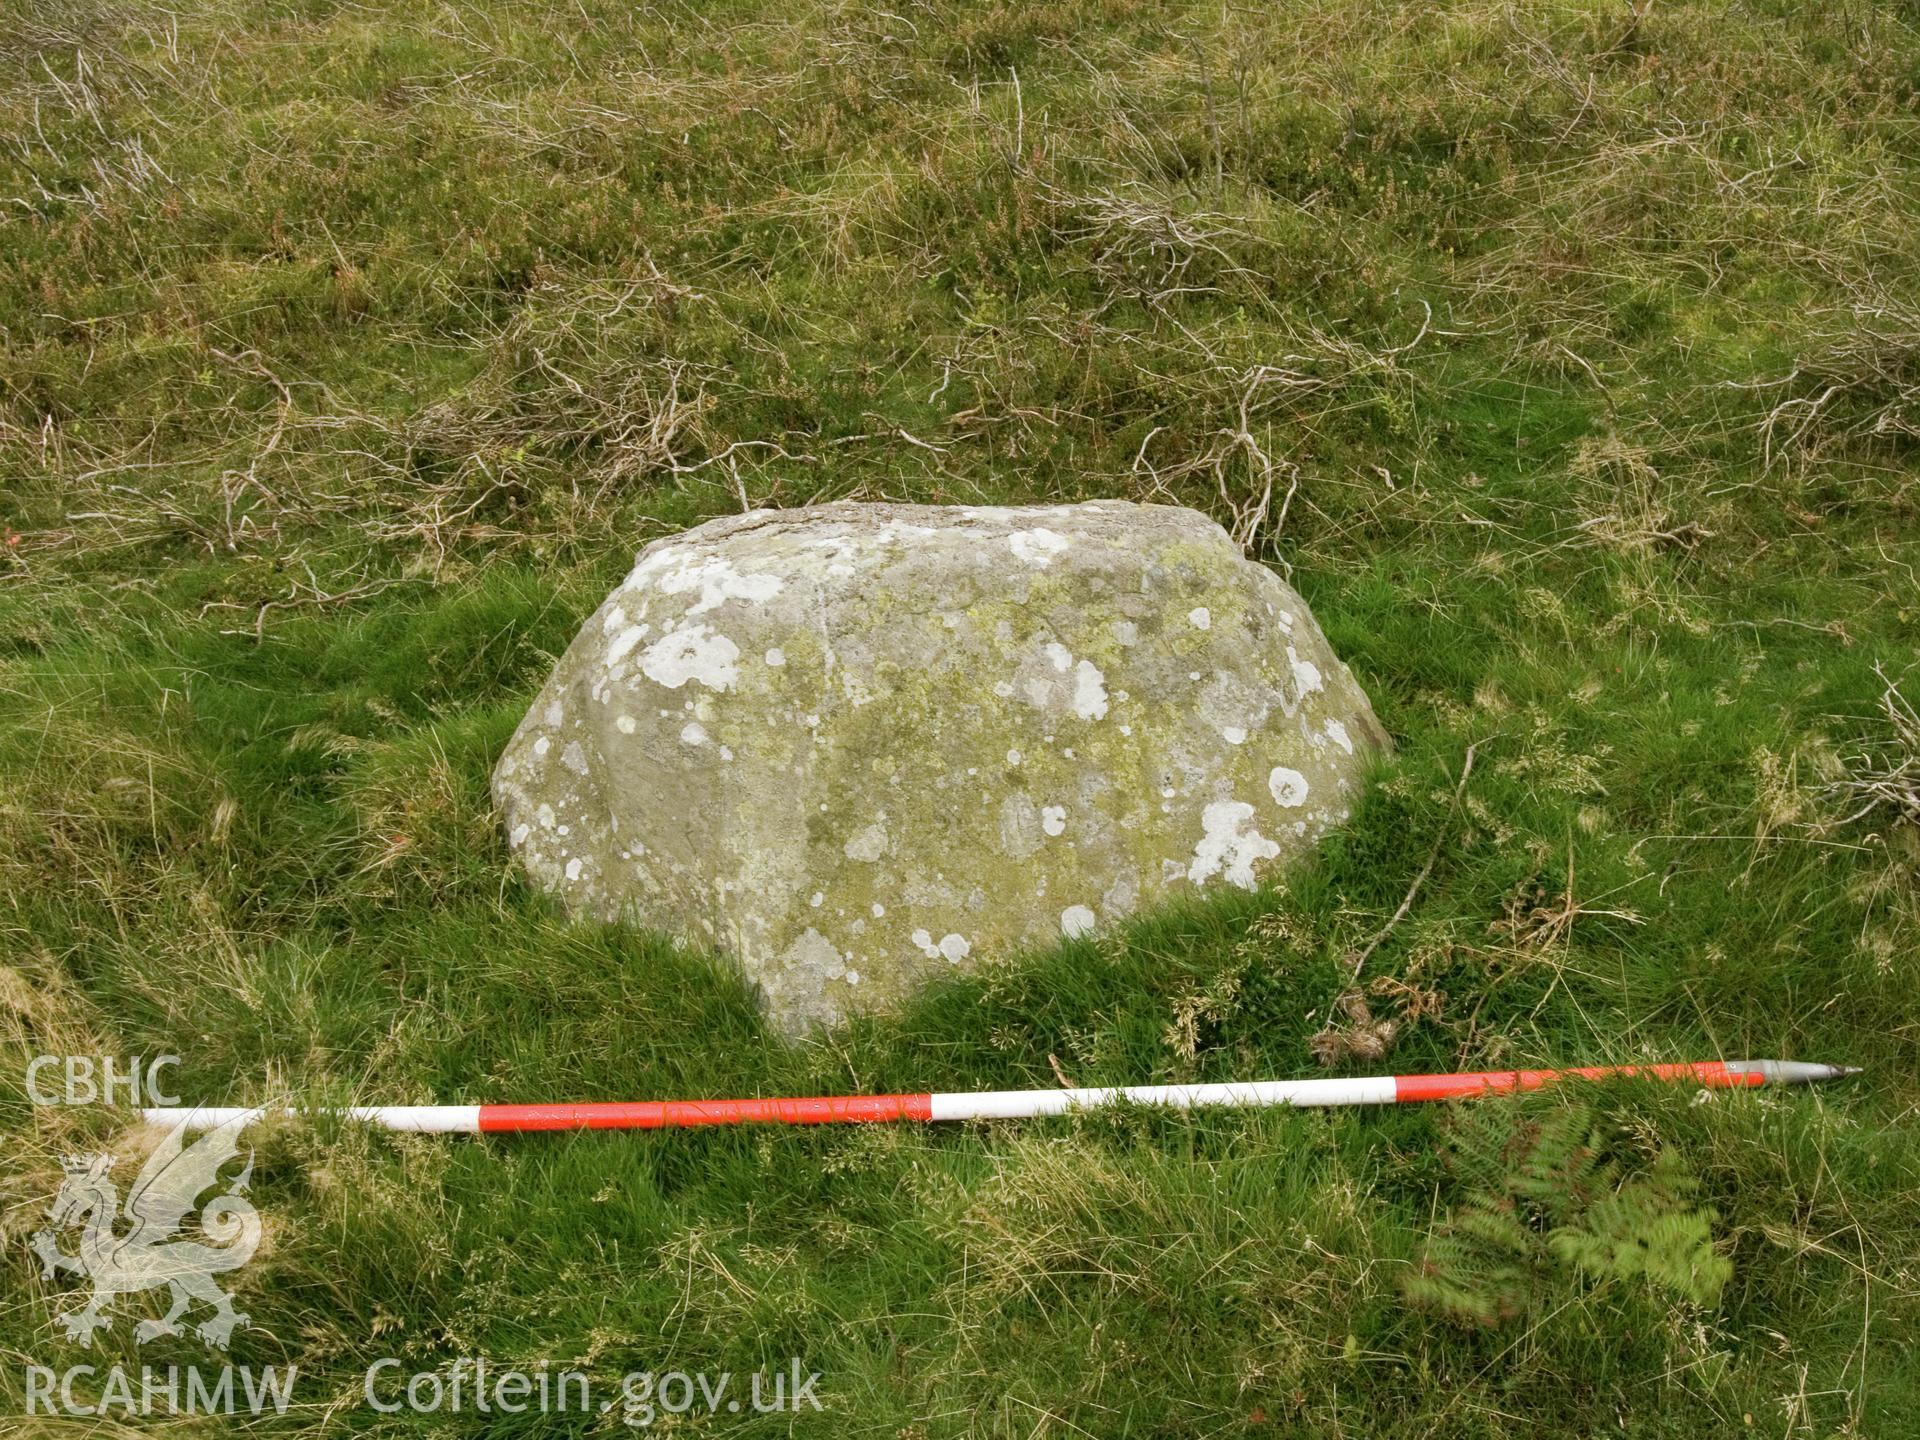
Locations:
2;0;1918;1433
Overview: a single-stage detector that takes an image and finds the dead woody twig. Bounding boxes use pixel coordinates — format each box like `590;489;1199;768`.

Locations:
1350;738;1486;982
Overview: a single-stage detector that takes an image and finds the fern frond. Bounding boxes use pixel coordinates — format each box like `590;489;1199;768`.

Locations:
1404;1105;1731;1326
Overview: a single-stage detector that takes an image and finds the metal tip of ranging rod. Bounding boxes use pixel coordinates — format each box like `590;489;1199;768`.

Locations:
1727;1059;1863;1085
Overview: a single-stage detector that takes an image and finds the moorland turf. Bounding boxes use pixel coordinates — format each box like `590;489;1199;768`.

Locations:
3;2;1918;1433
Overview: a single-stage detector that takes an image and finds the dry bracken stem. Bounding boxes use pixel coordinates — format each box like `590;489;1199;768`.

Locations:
1351;738;1485;982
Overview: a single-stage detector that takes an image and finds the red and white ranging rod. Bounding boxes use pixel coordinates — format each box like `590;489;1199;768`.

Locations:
146;1059;1856;1135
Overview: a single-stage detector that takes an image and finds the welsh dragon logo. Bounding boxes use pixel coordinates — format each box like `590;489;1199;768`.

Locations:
29;1114;261;1350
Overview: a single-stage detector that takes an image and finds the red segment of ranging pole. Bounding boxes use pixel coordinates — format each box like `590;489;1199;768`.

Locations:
144;1059;1857;1135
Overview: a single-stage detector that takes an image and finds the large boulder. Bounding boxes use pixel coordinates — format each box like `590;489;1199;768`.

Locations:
493;501;1388;1033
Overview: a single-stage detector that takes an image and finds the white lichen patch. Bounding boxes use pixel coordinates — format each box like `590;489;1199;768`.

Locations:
1008;528;1070;566
1017;640;1109;722
626;550;784;614
640;624;740;691
1187;606;1212;630
844;821;889;863
1287;645;1324;698
1187;800;1280;890
1072;660;1109;720
1268;767;1310;808
1060;904;1096;939
1041;805;1067;837
606;624;650;666
1324;718;1354;754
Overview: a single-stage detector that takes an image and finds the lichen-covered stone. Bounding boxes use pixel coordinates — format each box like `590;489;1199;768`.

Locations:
493;501;1389;1033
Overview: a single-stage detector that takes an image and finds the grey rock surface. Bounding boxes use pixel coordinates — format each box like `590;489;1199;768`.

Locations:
493;501;1389;1033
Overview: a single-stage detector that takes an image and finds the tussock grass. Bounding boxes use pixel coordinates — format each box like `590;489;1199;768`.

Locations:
3;0;1918;1434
